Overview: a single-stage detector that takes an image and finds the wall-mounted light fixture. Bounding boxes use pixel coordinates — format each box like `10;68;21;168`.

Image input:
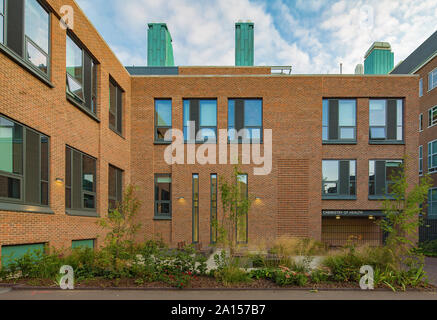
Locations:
335;216;341;220
177;197;185;201
368;215;374;220
255;197;262;201
55;178;64;185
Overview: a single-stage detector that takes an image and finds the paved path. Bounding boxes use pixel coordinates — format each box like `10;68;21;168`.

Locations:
425;257;437;286
0;288;436;300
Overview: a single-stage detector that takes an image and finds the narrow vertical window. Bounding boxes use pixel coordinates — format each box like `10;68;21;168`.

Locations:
109;78;123;135
192;174;199;243
66;35;84;101
154;175;171;218
419;78;423;97
236;174;248;244
420;113;423;132
0;0;4;44
154;99;172;142
419;146;423;175
322;99;356;142
429;68;437;92
210;174;217;244
108;165;123;211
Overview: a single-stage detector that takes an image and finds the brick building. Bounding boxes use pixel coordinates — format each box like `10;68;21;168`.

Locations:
391;30;437;242
0;0;420;264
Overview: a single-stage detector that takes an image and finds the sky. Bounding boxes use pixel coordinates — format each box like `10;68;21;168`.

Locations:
75;0;437;74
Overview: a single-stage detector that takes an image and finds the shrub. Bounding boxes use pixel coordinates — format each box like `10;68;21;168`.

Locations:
310;268;331;284
418;240;437;257
272;266;310;287
214;266;251;285
248;268;275;280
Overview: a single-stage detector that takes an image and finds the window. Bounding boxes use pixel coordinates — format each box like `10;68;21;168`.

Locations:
109;78;123;134
2;0;50;76
419;145;423;175
192;174;199;243
369;160;403;197
369;99;403;142
72;239;95;250
420;113;423;132
428;106;437;127
419;78;423;97
236;174;248;244
108;165;123;211
0;115;49;206
155;99;172;142
66;34;98;114
210;174;217;244
65;146;97;214
322;160;356;198
428;139;437;173
0;0;4;44
183;99;217;143
428;188;437;219
228;99;263;143
429;68;437;92
322;99;356;142
154;174;171;218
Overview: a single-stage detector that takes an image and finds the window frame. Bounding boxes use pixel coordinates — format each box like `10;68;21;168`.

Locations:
154;99;172;143
0;0;4;45
428;188;437;219
419;145;423;176
428;139;437;174
183;99;218;143
419;78;423;97
428;68;437;92
0;114;50;208
428;106;437;128
228;98;263;144
65;146;97;216
368;160;403;199
210;173;218;244
420;113;423;132
322;159;357;199
154;174;172;219
192;173;199;244
369;99;404;143
236;173;248;244
108;164;123;211
322;99;357;144
109;77;123;135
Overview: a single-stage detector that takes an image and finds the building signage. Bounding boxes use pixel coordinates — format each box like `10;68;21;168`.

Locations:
322;210;384;217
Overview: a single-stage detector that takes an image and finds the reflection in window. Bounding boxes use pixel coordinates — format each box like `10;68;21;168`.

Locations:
228;99;262;143
155;175;171;217
428;140;437;173
322;99;356;142
369;99;403;141
322;160;356;197
183;99;217;142
192;174;199;243
0;0;4;44
66;35;84;101
428;188;437;219
236;174;248;244
108;165;123;211
155;99;172;142
369;160;402;196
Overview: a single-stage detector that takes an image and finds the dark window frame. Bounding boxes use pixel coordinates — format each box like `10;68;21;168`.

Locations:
154;174;172;219
428;106;437;128
65;145;97;216
429;67;437;92
228;98;263;144
0;114;50;208
183;98;218;144
236;173;248;244
0;0;4;45
428;139;437;174
108;164;123;211
210;173;218;244
154;98;172;143
322;160;356;199
322;98;357;144
109;77;123;135
369;99;404;143
192;173;199;244
428;188;437;219
368;159;403;198
419;145;423;176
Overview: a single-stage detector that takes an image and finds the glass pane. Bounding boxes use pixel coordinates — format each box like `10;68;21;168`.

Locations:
0;175;20;199
322;160;338;181
155;100;172;127
228;100;235;127
431;189;437;202
433;141;437;154
67;74;83;100
40;136;48;181
41;181;48;205
339;100;356;126
65;188;71;209
369;100;386;126
200;100;217;126
350;160;356;176
109;82;116;127
156;128;170;141
83;194;95;209
397;126;403;141
158;202;170;214
0;0;3;14
322;100;328;126
198;128;216;141
108;166;116;198
397;100;403;126
386;161;402;180
183;100;190;126
433;155;437;168
66;36;83;86
82;156;95;192
323;182;337;195
248;128;261;142
322;126;328;141
340;127;355;140
0;117;23;175
0;16;3;44
156;177;171;201
25;0;49;53
244;100;262;126
370;127;386;139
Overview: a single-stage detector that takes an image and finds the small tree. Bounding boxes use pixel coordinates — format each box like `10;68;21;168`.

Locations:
98;184;142;269
378;158;432;270
217;165;253;256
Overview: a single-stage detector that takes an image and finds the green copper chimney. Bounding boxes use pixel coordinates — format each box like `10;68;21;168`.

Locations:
235;22;254;66
147;23;175;67
364;42;394;74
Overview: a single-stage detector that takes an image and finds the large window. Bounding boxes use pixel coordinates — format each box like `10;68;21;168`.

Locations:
236;174;248;244
192;174;199;243
0;115;49;206
369;160;402;197
183;99;217;143
155;99;172;142
428;139;437;173
429;68;437;92
66;34;98;114
322;99;356;142
428;106;437;127
322;160;356;198
154;174;171;218
108;165;123;211
369;99;403;142
65;146;97;214
210;174;217;244
109;78;123;135
419;145;423;175
2;0;50;76
428;188;437;219
228;99;263;143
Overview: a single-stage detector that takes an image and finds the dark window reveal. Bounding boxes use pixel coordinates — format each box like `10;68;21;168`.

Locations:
65;146;96;212
109;78;123;134
322;160;356;198
108;165;123;210
0;115;49;205
369;160;403;197
154;175;171;218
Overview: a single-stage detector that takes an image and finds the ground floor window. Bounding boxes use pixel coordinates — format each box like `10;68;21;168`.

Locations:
154;174;171;218
428;188;437;219
211;174;218;244
108;165;123;211
192;174;199;243
369;160;403;197
236;174;248;244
